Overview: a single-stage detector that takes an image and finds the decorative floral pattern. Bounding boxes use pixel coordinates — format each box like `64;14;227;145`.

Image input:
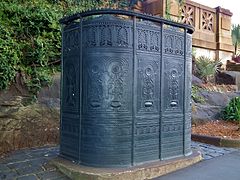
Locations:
181;5;194;26
202;11;214;31
117;27;129;47
84;57;130;113
164;34;184;56
138;29;148;50
164;61;184;113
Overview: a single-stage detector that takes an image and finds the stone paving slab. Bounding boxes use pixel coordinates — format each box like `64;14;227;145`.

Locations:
0;142;238;180
153;150;240;180
0;146;70;180
191;141;237;160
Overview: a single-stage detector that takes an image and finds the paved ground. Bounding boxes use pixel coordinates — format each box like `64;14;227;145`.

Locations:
155;148;240;180
0;146;69;180
191;141;237;160
0;142;239;180
155;141;240;180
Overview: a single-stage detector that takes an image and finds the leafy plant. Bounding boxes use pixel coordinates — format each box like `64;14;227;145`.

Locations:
195;56;221;83
165;0;172;20
165;0;186;22
0;0;102;97
0;0;143;97
100;0;139;8
191;85;205;103
232;24;240;56
176;0;185;22
222;97;240;124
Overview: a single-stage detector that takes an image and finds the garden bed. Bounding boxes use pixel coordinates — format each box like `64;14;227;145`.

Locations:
192;120;240;147
192;120;240;139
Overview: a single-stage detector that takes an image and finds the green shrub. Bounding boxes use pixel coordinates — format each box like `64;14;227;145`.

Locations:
0;0;99;96
195;56;221;83
222;97;240;122
0;0;141;98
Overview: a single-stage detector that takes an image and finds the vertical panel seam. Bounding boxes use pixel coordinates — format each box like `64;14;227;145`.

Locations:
60;24;64;155
183;28;187;155
131;16;137;166
159;23;163;160
79;17;83;163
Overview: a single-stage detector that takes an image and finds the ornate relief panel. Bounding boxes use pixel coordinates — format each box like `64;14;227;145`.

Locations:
63;58;78;110
138;29;148;50
85;25;97;47
63;26;80;53
82;15;132;49
137;21;161;53
162;59;184;114
83;54;132;115
100;25;112;46
62;27;80;114
107;59;129;111
137;54;160;114
85;61;104;111
117;26;129;47
163;27;184;56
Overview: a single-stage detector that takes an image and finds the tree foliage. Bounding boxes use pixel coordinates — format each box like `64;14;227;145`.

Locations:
0;0;93;94
0;0;140;96
232;24;240;55
165;0;186;21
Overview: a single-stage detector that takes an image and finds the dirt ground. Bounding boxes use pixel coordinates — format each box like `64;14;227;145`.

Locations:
192;120;240;139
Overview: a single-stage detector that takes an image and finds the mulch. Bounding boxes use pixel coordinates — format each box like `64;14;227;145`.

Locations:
192;120;240;140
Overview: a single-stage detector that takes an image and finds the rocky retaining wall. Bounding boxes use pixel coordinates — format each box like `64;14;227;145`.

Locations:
0;74;60;156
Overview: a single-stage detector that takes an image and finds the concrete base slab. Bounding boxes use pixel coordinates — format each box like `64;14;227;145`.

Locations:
51;150;202;180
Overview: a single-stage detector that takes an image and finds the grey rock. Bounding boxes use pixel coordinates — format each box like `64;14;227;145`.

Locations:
226;92;240;99
192;75;203;87
198;91;230;107
192;102;223;123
